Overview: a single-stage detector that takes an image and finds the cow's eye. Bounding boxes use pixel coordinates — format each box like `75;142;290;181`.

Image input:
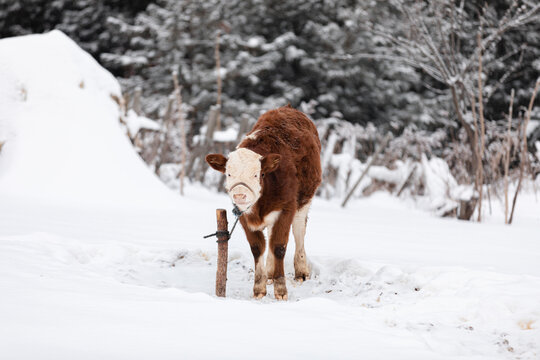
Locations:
261;173;265;178
227;173;231;177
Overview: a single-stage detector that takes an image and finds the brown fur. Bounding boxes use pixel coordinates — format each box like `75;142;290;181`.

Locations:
206;106;322;299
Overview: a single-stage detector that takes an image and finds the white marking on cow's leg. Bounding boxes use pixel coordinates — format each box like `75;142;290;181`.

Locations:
292;202;311;282
266;225;275;284
253;253;267;299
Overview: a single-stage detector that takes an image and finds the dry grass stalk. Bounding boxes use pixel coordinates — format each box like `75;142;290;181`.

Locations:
172;71;187;196
476;32;486;222
504;89;515;224
470;87;481;220
509;78;540;224
215;31;222;132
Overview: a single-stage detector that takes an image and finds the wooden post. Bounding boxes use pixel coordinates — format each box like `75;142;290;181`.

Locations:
215;209;229;297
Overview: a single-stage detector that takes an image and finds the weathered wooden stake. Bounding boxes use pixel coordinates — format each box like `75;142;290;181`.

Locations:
215;209;229;297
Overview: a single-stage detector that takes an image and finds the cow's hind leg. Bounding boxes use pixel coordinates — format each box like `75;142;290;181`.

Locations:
242;223;267;299
292;202;311;282
269;210;294;300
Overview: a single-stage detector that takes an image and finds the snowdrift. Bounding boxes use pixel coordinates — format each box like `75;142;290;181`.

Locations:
0;30;174;208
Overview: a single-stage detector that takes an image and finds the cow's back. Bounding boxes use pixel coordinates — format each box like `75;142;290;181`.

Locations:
238;106;321;208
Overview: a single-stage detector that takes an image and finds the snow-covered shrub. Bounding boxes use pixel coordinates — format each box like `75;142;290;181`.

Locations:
443;129;475;185
385;125;447;163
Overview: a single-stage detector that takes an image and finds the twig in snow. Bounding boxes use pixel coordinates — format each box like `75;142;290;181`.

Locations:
341;133;391;208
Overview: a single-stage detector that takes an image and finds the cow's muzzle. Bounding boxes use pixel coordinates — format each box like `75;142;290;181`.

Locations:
228;182;255;207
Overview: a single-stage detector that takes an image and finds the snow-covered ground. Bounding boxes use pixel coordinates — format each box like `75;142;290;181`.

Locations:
1;31;539;360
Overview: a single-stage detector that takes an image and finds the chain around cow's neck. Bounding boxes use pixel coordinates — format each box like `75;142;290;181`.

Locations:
227;204;250;242
203;204;249;242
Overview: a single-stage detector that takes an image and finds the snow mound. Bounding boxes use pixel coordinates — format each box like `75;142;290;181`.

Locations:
0;31;174;208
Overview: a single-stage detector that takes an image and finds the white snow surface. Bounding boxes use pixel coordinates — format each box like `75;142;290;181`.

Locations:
1;32;540;360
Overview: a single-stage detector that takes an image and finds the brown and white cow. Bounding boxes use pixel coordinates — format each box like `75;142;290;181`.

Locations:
206;105;322;300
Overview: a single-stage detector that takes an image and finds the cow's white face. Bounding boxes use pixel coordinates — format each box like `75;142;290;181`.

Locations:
225;148;262;211
206;149;281;212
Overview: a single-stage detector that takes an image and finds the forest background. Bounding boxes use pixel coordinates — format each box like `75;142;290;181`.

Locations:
2;0;539;221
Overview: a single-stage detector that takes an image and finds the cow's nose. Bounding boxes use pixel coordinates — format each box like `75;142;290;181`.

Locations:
233;194;247;202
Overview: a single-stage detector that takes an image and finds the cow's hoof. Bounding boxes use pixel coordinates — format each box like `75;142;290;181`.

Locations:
253;279;267;299
294;273;309;283
273;277;288;300
254;292;266;299
253;285;266;299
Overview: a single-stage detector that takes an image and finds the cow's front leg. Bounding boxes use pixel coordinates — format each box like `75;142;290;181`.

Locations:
242;221;267;299
269;210;295;300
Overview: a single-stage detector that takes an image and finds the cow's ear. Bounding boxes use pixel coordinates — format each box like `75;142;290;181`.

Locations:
261;154;281;174
205;154;228;173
